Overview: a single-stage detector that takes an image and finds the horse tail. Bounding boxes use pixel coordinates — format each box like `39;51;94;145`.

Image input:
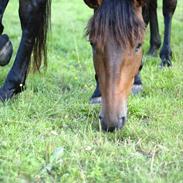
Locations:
32;0;51;71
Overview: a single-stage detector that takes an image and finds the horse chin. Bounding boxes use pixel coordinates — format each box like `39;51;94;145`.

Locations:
0;34;13;66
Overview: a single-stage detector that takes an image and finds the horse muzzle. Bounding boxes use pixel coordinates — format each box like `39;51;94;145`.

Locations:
99;115;126;132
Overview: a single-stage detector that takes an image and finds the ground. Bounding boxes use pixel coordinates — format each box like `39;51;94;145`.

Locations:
0;0;183;182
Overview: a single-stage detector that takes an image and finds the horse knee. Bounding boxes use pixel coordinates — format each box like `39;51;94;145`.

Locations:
31;0;47;12
150;0;158;9
163;0;177;16
19;0;47;32
19;0;46;19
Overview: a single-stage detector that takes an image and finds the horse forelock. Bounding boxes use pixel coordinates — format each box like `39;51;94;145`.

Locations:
86;0;145;49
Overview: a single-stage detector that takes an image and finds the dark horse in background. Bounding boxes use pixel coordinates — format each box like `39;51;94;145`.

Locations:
0;0;51;101
89;0;177;104
84;0;145;131
143;0;177;67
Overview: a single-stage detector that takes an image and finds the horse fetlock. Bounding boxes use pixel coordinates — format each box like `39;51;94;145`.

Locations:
151;38;161;49
0;84;21;102
148;38;161;56
0;84;25;102
147;46;159;56
160;47;172;67
0;78;26;101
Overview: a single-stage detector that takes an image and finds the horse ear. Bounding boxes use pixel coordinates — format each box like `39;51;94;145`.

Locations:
84;0;102;9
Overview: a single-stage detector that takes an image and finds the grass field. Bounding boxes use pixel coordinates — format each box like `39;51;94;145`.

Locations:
0;0;183;182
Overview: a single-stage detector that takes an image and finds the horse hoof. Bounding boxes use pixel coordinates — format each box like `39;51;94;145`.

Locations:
132;84;143;95
90;97;102;104
0;87;11;102
0;86;23;102
0;34;13;66
160;59;172;68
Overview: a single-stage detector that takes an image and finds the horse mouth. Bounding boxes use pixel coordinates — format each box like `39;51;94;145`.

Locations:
100;116;127;132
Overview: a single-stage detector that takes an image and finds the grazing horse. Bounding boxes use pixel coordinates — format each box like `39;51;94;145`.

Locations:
143;0;177;67
0;0;51;101
89;0;177;104
87;1;144;104
84;0;145;131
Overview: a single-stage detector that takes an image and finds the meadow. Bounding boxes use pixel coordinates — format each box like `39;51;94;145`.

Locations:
0;0;183;182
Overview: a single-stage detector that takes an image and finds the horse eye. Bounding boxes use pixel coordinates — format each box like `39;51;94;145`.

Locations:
90;42;94;47
135;43;142;52
90;41;96;48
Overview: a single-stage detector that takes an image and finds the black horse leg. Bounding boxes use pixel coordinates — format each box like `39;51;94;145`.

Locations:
132;73;143;95
160;0;177;67
142;0;150;25
0;0;9;34
0;0;49;101
147;0;161;56
90;74;102;104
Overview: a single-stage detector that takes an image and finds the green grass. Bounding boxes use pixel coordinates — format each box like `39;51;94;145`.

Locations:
0;0;183;182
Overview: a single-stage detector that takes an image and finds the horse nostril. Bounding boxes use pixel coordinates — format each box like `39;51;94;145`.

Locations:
100;120;120;132
119;117;126;128
120;117;126;122
100;120;113;132
99;116;127;132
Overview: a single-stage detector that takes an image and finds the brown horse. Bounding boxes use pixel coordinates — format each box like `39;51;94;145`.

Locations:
84;0;145;131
